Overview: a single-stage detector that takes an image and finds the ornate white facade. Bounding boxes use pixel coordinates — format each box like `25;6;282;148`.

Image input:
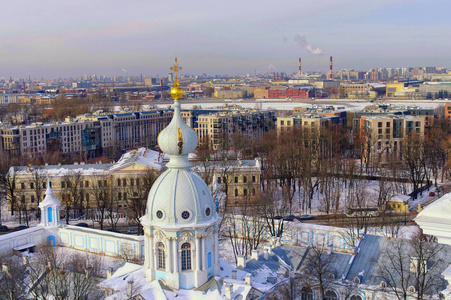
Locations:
140;79;221;289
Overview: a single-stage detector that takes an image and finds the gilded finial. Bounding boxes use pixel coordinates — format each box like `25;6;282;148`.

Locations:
170;57;183;87
170;57;184;100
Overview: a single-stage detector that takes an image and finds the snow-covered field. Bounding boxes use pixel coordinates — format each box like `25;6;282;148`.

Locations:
154;99;449;112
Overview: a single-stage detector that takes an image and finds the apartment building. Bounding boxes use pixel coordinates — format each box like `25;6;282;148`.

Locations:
352;105;434;137
0;108;173;159
357;114;425;162
196;109;275;150
276;114;340;135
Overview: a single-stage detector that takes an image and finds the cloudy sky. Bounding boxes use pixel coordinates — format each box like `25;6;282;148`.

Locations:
1;0;450;78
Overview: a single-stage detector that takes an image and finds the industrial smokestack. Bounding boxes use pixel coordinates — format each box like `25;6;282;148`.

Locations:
330;56;333;80
298;58;302;75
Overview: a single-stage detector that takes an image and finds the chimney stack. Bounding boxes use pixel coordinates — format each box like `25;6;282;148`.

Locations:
330;56;333;80
245;273;252;285
237;255;246;268
251;250;259;261
299;58;302;75
225;283;234;300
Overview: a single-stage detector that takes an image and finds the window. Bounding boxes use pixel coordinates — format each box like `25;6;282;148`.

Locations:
243;189;247;196
118;192;122;201
31;195;35;203
301;287;313;300
252;188;256;195
243;176;247;183
181;243;191;271
217;177;221;184
378;122;382;128
117;179;121;186
61;182;65;188
350;296;362;300
252;176;256;183
325;291;338;300
122;179;126;187
235;189;238;197
131;179;134;186
158;242;166;270
136;179;140;186
85;181;89;188
234;177;238;183
21;183;25;189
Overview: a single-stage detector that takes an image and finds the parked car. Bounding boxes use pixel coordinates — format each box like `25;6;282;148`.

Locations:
0;225;9;232
127;229;138;234
429;191;436;196
75;222;89;228
284;215;296;221
14;225;28;231
299;214;314;220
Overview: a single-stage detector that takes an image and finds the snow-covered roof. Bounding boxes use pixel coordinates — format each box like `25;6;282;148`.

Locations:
109;147;163;172
38;180;61;208
389;194;411;203
10;163;110;177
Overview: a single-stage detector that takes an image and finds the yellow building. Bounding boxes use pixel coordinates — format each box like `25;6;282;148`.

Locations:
385;194;410;212
191;159;261;206
8;148;163;212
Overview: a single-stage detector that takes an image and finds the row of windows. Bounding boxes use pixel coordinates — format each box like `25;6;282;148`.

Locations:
157;242;193;271
234;188;256;197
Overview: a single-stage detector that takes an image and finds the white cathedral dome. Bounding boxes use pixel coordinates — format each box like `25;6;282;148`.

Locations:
142;81;218;228
144;168;217;226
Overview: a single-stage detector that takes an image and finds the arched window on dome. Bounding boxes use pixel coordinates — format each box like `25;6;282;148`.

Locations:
301;287;313;300
325;290;338;300
181;243;192;271
157;242;165;270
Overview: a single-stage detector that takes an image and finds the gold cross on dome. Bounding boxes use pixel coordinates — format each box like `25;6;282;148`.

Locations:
170;57;182;82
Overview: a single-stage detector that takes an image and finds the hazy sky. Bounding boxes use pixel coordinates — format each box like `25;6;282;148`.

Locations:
1;0;450;78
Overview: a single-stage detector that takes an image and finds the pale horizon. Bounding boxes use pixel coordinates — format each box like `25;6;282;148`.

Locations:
1;0;450;78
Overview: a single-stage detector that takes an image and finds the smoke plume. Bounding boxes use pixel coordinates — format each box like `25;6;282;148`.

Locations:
293;34;324;55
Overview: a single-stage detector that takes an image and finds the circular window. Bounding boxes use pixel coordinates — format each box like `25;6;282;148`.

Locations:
181;211;190;219
205;207;211;216
156;210;163;219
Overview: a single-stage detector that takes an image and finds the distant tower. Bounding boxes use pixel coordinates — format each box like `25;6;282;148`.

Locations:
330;56;333;80
298;58;302;75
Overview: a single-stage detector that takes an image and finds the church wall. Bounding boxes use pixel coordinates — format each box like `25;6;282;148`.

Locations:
0;226;45;253
58;226;144;259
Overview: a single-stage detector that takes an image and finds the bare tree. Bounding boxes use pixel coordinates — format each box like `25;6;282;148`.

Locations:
125;171;158;234
300;243;336;300
28;246;104;300
0;251;28;300
376;228;448;300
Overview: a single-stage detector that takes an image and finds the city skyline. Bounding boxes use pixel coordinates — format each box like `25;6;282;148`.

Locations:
1;0;450;78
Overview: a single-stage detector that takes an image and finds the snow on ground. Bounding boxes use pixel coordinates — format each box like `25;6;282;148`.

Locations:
154;99;449;112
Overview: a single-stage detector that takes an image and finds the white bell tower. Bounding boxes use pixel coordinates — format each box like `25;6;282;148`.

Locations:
141;58;221;290
39;178;61;228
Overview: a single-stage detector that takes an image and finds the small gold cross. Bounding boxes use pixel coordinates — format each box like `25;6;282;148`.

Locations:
170;57;182;83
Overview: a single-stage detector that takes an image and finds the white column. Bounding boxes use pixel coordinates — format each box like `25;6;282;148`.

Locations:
195;236;201;271
214;229;219;265
201;236;206;270
173;238;178;273
168;238;173;273
148;233;154;270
